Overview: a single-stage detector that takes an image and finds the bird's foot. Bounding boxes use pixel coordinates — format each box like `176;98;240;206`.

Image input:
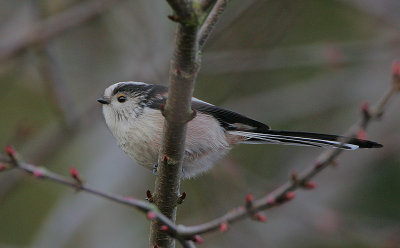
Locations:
152;164;158;175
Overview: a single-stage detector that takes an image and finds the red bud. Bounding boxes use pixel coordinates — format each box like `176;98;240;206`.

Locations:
161;225;168;232
147;211;156;220
253;213;267;222
146;190;152;199
360;101;369;113
392;60;400;77
220;222;228;232
69;166;82;185
70;167;79;178
267;196;276;205
33;170;43;178
285;191;295;201
177;191;187;204
163;155;168;163
5;145;15;157
303;181;317;189
193;235;203;244
245;193;254;203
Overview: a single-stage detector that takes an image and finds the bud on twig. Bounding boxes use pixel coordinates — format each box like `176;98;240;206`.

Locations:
285;191;295;201
360;101;371;120
220;222;228;232
146;190;153;202
33;170;44;178
167;15;180;22
192;235;204;244
253;213;267;222
302;181;317;190
245;193;253;209
267;196;276;206
5;145;16;158
147;211;156;220
177;191;186;204
392;60;400;91
70;166;83;186
161;225;169;232
163;155;168;164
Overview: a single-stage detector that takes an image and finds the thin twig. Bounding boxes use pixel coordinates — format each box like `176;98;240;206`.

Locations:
0;151;193;248
171;63;400;239
150;0;200;246
150;0;230;247
198;0;229;50
0;0;119;62
2;65;397;245
0;155;155;216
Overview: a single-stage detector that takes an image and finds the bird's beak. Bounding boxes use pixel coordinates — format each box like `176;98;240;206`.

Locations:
97;96;110;105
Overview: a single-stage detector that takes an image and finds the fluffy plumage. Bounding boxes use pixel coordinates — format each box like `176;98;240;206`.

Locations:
99;81;382;178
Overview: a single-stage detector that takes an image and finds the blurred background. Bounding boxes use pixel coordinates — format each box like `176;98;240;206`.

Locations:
0;0;399;247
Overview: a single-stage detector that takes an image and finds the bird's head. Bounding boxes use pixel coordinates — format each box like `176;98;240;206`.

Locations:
98;81;167;126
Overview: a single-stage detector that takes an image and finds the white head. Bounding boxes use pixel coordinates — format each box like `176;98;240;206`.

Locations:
98;81;167;127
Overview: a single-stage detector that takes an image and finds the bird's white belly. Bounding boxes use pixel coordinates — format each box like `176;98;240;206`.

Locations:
108;108;230;178
116;113;163;170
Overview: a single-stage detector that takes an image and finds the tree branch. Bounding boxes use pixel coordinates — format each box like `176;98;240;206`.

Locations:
150;3;200;248
3;1;396;247
167;62;400;239
0;150;196;248
198;0;229;50
150;0;229;247
2;62;397;246
0;0;119;62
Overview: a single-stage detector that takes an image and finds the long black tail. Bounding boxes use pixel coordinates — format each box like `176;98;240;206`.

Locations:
230;130;382;150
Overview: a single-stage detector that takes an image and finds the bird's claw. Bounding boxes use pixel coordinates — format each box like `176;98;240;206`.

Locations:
152;164;158;175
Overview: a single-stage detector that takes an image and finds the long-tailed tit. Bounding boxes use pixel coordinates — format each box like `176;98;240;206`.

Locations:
98;82;382;178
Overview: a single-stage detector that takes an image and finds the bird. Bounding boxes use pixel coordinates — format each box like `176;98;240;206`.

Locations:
98;81;382;178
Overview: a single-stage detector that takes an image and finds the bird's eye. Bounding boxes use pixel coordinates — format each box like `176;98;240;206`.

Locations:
117;95;127;103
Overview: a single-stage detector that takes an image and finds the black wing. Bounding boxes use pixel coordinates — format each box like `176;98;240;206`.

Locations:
148;94;270;132
191;99;270;132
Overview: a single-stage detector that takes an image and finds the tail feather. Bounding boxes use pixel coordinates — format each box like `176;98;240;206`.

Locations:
230;130;383;150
